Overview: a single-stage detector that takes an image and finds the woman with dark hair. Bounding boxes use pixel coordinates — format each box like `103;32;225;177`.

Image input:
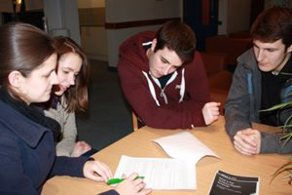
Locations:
0;22;151;195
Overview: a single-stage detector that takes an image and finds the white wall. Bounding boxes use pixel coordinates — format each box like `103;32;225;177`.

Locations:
227;0;251;33
77;0;106;61
81;26;107;61
218;0;228;35
77;0;104;8
25;0;43;10
106;25;161;66
0;0;13;12
0;0;253;61
218;0;251;35
43;0;81;44
105;0;182;68
106;0;181;22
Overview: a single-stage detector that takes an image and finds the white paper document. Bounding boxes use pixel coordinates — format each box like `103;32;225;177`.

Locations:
153;131;219;164
114;155;196;190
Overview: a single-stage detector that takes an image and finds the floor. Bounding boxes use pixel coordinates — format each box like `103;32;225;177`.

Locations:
76;60;132;151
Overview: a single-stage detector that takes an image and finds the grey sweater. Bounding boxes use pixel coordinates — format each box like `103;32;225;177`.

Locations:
224;49;292;154
44;97;77;156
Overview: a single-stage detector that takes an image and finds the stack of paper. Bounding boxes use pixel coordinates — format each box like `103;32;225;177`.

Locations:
114;155;196;190
113;131;219;190
153;131;219;164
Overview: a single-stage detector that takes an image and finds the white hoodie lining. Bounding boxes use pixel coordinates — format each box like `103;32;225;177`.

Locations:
142;71;160;106
179;68;185;103
142;69;186;106
142;41;152;46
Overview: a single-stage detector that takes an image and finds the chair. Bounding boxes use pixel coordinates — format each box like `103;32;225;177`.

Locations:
209;70;233;114
131;112;144;131
206;34;252;66
200;52;227;77
200;51;233;114
132;112;139;131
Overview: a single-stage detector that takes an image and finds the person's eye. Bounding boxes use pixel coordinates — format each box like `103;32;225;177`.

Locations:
62;70;70;74
161;59;168;64
44;71;54;78
266;49;275;52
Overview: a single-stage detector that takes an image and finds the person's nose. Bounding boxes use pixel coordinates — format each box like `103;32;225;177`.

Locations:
163;65;172;75
51;71;59;85
68;74;75;85
255;49;265;62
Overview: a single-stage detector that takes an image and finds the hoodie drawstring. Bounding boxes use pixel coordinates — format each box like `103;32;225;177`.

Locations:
142;71;160;106
142;69;186;105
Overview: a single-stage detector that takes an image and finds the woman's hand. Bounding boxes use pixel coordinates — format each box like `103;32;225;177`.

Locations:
83;160;113;182
71;141;92;157
114;173;152;195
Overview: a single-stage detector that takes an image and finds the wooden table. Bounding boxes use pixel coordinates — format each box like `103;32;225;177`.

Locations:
42;116;291;195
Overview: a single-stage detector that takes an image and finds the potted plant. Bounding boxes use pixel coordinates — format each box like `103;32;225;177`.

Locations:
262;101;292;184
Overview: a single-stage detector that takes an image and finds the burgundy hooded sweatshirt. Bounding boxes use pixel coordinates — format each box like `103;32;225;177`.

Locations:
117;31;210;129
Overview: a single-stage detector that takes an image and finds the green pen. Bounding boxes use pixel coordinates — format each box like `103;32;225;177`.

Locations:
106;176;145;185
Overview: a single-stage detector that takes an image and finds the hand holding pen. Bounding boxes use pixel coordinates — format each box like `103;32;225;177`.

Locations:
107;176;145;185
109;173;152;195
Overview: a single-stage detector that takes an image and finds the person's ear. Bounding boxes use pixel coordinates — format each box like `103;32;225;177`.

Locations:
8;71;24;88
151;38;157;52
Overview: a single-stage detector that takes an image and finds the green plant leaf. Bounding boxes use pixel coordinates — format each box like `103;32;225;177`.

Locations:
279;124;292;129
281;133;292;147
281;133;292;140
263;101;292;184
260;101;292;112
271;161;292;184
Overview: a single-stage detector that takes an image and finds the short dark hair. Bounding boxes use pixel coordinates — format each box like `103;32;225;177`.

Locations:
54;36;90;112
251;7;292;48
154;20;196;64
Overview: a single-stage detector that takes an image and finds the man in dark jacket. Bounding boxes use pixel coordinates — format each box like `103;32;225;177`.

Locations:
225;7;292;155
118;21;220;129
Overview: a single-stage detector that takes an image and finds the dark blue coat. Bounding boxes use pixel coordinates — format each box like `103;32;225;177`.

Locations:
0;100;88;195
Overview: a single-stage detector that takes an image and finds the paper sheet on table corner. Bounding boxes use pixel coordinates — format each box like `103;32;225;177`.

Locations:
114;155;197;190
153;131;220;164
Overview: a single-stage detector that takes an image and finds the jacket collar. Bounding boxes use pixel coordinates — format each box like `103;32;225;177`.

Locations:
0;100;50;148
237;48;258;71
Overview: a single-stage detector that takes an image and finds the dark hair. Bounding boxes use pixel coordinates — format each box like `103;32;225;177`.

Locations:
154;20;196;64
54;36;89;112
251;7;292;48
0;22;56;95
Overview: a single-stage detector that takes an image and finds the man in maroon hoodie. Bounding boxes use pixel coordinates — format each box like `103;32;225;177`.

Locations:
117;21;220;129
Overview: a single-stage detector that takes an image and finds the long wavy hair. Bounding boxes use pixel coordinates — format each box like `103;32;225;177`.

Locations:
54;36;90;112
